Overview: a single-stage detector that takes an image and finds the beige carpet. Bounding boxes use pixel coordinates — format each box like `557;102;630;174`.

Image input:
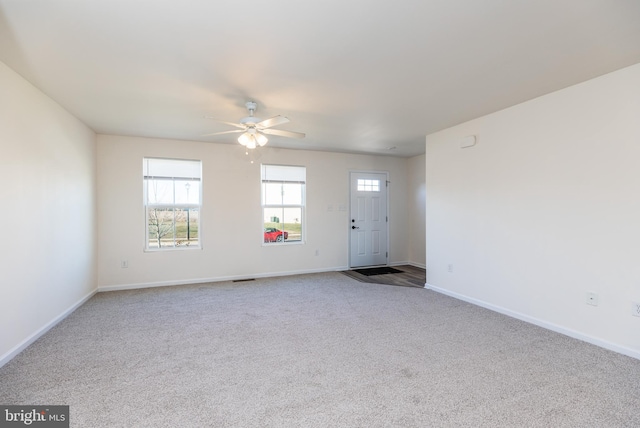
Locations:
1;272;639;427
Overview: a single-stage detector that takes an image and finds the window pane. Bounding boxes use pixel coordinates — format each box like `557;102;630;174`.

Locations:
262;207;303;243
175;208;199;247
283;207;302;242
263;182;283;205
263;207;285;243
148;208;175;248
175;180;200;204
282;182;303;205
147;179;174;204
357;179;380;192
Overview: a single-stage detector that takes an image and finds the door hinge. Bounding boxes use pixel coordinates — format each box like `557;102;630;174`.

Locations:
386;216;388;222
386;252;388;258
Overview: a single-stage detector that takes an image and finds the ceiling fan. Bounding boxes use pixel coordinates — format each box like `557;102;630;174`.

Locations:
203;101;305;149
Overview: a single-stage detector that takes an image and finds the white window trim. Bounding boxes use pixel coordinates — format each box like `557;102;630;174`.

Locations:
261;164;306;246
143;157;202;251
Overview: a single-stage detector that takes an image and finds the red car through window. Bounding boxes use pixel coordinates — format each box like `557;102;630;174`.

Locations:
264;227;288;242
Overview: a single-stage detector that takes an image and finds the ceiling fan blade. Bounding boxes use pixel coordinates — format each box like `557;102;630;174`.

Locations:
257;115;290;129
203;117;247;130
202;129;243;136
262;128;306;139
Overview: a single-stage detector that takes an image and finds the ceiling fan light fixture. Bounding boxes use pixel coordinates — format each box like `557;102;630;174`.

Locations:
256;132;268;146
238;129;267;149
245;137;257;149
237;132;251;146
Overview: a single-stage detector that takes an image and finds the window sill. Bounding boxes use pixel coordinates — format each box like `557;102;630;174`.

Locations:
144;246;202;252
262;241;305;247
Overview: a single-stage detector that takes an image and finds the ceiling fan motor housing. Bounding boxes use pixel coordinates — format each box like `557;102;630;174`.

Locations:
241;101;260;125
240;116;260;125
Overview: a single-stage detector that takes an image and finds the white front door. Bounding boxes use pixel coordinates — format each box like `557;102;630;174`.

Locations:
350;172;388;268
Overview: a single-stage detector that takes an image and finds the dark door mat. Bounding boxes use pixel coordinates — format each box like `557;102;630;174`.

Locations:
353;267;403;276
341;265;425;288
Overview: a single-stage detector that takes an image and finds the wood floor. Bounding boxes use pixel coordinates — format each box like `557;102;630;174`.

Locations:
341;265;426;288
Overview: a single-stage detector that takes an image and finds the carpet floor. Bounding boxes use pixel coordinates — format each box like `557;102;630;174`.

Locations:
1;272;639;427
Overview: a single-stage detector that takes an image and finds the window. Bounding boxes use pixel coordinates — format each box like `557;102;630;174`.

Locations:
143;158;202;249
357;179;380;192
261;164;305;244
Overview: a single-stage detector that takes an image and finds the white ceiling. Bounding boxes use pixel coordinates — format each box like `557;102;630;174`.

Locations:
1;1;640;157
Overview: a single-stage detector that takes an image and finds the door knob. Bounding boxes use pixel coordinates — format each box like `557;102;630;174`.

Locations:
352;225;359;229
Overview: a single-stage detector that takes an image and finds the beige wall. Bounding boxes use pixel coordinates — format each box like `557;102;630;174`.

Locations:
408;154;426;268
97;135;412;289
0;61;97;364
425;63;640;359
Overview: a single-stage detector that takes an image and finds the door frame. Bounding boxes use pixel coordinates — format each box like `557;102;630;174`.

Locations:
348;170;390;269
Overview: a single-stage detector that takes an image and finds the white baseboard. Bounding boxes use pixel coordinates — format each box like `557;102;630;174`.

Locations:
389;261;426;269
98;266;351;292
424;283;640;361
0;289;97;369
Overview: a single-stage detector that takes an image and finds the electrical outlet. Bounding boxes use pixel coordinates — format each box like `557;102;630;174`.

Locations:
447;264;454;273
121;260;129;269
632;302;640;317
586;292;598;306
